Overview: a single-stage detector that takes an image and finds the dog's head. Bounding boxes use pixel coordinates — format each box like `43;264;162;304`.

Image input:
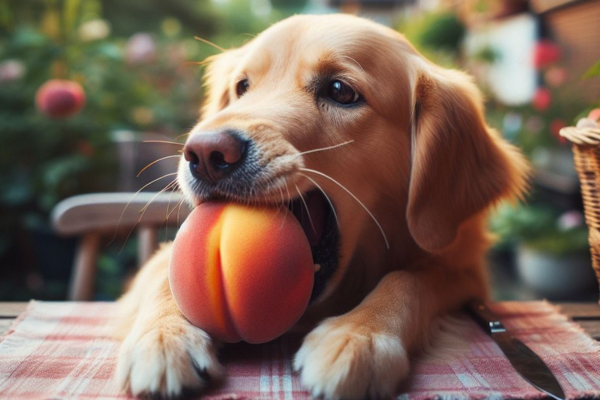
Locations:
178;14;528;303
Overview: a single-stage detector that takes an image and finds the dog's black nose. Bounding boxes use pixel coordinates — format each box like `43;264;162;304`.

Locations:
183;130;248;184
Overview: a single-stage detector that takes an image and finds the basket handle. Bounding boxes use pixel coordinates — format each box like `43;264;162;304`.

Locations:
560;118;600;145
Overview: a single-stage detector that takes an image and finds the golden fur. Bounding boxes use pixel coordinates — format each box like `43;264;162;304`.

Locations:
115;14;529;399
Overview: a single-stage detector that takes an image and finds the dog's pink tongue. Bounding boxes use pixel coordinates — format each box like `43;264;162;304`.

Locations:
297;192;325;247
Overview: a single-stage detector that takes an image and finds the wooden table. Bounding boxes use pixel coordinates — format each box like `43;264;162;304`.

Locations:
2;302;600;338
0;302;27;335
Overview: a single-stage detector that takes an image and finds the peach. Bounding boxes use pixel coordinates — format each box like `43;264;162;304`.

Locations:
169;202;314;344
36;79;86;118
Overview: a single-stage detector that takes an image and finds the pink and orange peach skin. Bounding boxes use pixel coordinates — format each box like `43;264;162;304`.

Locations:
169;202;314;344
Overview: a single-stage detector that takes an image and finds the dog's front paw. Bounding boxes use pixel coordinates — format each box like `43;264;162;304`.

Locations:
294;317;409;400
115;316;223;398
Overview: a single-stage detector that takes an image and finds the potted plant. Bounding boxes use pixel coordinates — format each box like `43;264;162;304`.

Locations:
491;203;595;298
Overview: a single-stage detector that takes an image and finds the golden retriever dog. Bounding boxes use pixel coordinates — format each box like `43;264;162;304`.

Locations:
115;13;528;399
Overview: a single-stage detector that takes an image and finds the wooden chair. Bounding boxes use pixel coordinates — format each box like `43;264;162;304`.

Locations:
51;192;191;301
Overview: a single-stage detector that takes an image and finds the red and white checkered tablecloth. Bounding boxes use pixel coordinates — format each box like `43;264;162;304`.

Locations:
1;301;600;400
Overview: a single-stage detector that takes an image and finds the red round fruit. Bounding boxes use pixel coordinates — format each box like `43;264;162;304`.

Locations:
36;79;86;118
532;87;551;111
533;40;561;69
169;202;314;344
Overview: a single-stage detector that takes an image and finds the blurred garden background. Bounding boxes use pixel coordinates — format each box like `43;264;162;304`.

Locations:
1;0;600;301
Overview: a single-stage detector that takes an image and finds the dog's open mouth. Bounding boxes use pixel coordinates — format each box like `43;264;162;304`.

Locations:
286;189;340;302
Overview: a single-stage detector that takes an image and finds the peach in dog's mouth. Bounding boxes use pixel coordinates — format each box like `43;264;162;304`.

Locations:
286;189;340;302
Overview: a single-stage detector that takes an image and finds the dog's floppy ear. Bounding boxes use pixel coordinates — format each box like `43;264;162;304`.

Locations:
407;68;528;253
201;47;246;118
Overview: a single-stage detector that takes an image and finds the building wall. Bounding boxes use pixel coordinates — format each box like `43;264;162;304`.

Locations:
464;13;538;105
544;0;600;102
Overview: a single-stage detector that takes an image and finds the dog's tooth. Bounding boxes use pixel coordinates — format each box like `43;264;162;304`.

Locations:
314;264;321;272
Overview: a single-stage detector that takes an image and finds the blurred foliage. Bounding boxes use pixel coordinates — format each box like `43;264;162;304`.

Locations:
95;238;138;300
481;43;587;256
101;0;218;37
415;12;465;52
207;0;307;48
397;11;465;67
491;204;589;256
583;60;600;80
472;45;500;64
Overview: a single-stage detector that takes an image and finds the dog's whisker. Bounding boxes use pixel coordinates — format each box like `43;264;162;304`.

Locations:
186;53;214;68
281;181;295;230
137;155;181;177
120;179;178;254
284;181;295;214
167;196;184;221
298;173;341;231
175;133;190;142
300;168;390;249
177;198;185;228
108;172;179;247
278;184;286;206
143;140;184;146
292;140;355;160
185;59;212;67
139;180;178;214
163;182;180;238
274;183;290;225
262;178;280;211
277;203;289;231
284;181;292;209
261;177;285;229
167;195;185;233
193;36;226;53
295;183;317;236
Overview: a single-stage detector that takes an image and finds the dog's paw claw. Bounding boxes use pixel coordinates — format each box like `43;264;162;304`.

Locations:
116;318;223;399
294;317;409;400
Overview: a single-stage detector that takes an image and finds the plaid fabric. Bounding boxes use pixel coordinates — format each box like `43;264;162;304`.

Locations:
1;301;600;400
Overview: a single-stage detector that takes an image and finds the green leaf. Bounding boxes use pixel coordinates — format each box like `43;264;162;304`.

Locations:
583;60;600;79
63;0;81;38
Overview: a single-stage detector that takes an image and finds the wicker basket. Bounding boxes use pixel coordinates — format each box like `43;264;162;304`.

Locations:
560;118;600;299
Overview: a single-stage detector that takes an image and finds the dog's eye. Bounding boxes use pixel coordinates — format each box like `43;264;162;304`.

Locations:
328;80;360;105
236;79;249;97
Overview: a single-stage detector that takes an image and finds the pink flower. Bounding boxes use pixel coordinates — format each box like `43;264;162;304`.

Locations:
557;210;584;231
0;60;25;82
532;87;551;111
533;40;561;69
126;33;156;65
588;108;600;122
